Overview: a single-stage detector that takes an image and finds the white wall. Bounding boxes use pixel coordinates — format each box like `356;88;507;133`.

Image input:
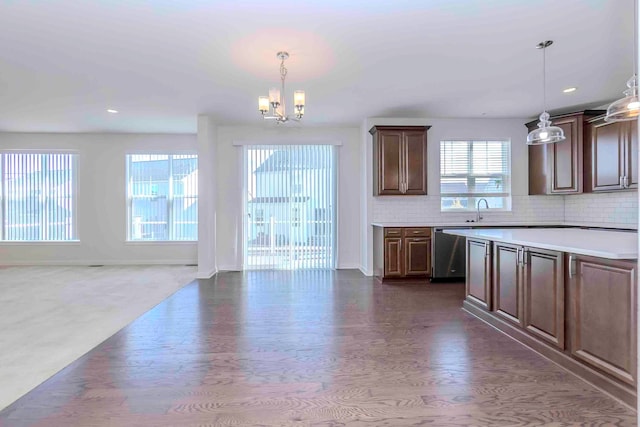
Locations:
214;125;361;271
0;133;198;265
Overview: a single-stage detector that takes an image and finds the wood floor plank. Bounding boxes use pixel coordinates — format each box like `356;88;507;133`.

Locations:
0;270;636;426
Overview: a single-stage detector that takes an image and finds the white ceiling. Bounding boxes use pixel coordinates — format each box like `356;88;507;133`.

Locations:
0;0;635;133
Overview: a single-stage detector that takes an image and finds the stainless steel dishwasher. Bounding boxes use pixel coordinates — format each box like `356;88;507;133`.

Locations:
431;228;468;280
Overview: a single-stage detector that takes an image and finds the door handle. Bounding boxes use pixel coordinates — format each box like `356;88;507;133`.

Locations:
568;254;576;279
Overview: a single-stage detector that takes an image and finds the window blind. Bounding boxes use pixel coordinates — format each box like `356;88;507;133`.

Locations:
440;140;511;211
0;153;77;241
244;145;335;270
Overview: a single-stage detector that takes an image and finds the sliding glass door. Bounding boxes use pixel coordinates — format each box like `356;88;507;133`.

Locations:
243;145;336;270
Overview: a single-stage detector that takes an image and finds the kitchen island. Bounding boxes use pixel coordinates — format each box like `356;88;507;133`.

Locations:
445;227;637;407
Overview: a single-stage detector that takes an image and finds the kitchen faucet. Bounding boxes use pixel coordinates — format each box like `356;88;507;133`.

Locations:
476;198;489;222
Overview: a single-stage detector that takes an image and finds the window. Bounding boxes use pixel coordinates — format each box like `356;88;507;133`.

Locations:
0;153;77;241
440;140;511;211
126;154;198;241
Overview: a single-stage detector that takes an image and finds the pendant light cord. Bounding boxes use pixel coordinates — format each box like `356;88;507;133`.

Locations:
634;0;638;78
542;43;547;112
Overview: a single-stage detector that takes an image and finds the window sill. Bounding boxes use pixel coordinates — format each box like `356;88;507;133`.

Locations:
125;240;197;245
440;210;513;214
0;240;81;245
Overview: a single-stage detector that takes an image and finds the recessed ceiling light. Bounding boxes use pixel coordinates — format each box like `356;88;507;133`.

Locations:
107;109;119;113
563;87;577;93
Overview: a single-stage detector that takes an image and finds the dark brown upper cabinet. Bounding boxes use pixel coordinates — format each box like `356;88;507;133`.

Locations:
527;110;604;195
584;116;638;192
370;125;430;196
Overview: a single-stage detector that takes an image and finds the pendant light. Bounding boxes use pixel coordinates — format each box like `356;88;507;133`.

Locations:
605;0;639;122
527;40;566;145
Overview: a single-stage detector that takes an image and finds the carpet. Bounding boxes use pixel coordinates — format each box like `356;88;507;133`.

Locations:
0;264;196;410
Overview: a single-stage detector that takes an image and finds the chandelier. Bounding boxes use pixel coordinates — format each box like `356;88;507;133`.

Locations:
258;51;305;123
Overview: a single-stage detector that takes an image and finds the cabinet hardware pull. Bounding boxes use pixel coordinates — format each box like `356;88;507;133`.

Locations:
619;176;624;188
624;176;629;188
523;249;527;266
413;230;421;233
516;247;520;266
484;242;489;257
568;254;576;279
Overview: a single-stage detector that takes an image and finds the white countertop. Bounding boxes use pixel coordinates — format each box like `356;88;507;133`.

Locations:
443;228;638;259
371;221;637;230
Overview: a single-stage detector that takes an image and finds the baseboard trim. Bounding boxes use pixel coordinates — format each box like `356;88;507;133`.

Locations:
462;300;637;409
337;263;361;270
217;265;242;272
1;259;197;267
358;266;373;276
196;267;217;279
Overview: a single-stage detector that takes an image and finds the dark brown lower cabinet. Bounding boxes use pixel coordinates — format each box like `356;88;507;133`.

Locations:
569;255;637;386
464;241;635;405
383;237;402;277
523;247;564;349
404;236;431;276
492;242;522;325
374;227;431;280
492;244;564;349
466;239;491;309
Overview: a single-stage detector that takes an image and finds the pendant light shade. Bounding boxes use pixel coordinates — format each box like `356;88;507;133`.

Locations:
527;40;566;145
605;75;639;122
605;0;639;123
527;111;566;144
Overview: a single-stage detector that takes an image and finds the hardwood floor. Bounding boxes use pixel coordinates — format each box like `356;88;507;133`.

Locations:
0;270;636;426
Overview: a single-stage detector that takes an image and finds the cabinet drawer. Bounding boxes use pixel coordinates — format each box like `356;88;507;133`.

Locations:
384;228;402;237
403;227;430;237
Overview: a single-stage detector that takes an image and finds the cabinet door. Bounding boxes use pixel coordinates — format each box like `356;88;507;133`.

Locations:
466;239;491;310
492;243;522;325
624;120;638;189
549;116;582;193
384;238;403;277
528;142;548;195
378;130;403;195
570;256;636;385
590;121;624;191
403;130;427;195
524;248;564;349
404;237;431;276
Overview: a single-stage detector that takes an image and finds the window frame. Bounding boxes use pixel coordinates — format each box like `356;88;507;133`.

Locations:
125;153;198;242
439;139;512;212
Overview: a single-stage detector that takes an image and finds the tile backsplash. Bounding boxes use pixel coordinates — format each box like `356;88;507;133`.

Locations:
564;192;638;226
372;195;564;224
372;193;638;227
